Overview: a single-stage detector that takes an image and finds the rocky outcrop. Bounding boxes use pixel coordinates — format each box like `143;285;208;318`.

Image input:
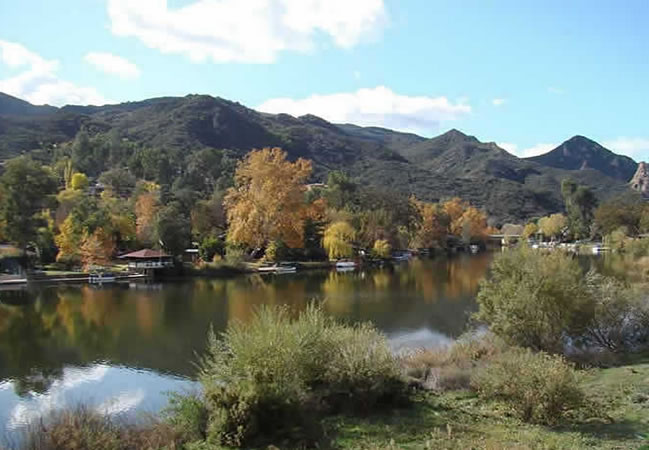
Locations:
630;162;649;197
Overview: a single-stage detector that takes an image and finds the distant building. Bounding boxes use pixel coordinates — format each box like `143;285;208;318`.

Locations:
119;249;173;272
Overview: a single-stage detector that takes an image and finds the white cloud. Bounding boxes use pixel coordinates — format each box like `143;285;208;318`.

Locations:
520;143;556;157
547;86;564;95
497;142;556;158
106;0;387;63
603;137;649;160
0;40;110;106
492;98;506;106
85;52;140;79
497;142;518;153
257;86;471;135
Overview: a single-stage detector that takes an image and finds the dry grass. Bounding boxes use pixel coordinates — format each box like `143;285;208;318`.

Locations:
20;406;182;450
401;331;508;392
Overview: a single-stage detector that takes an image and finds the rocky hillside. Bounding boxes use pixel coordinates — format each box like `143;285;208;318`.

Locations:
0;92;635;223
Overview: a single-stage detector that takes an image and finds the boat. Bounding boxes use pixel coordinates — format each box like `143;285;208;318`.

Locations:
392;251;412;262
335;260;357;269
469;245;479;254
89;272;117;284
257;262;297;273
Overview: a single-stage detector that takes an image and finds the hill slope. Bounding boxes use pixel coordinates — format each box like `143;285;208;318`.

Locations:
0;92;633;223
527;135;637;182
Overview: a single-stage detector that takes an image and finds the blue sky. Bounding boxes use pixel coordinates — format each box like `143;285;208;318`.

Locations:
1;0;648;159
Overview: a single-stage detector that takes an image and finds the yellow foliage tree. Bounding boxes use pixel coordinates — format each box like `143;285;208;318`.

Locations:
522;222;539;239
459;206;488;242
372;239;391;258
80;228;115;271
55;215;81;263
443;197;470;235
323;221;356;260
135;192;159;245
70;172;89;190
410;197;449;248
225;148;312;248
538;213;567;239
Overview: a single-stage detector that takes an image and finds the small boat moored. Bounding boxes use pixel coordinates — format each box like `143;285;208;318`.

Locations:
335;260;357;270
257;262;297;273
89;272;117;284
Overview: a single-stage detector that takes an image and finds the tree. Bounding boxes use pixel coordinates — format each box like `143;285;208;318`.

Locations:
593;194;645;237
323;221;355;260
70;172;89;191
522;222;539;239
80;228;115;271
538;213;566;240
135;192;159;245
561;179;597;239
459;207;488;243
225;148;312;249
191;192;226;240
98;168;136;197
372;239;391;259
410;198;449;249
324;171;357;210
475;246;592;353
0;157;58;250
155;202;191;257
443;197;469;236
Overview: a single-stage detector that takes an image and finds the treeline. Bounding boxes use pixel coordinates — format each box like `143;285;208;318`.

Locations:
0;144;492;268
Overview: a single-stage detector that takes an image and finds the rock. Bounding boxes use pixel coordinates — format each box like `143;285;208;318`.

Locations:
630;162;649;197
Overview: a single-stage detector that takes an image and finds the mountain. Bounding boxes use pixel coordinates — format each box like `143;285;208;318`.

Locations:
0;92;58;116
527;135;637;182
0;92;634;223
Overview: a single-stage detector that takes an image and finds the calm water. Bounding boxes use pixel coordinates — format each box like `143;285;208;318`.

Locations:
0;254;492;439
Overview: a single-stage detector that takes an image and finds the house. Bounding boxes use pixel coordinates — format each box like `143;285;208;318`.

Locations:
119;249;174;272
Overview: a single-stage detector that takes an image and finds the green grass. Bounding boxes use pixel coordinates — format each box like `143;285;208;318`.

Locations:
325;358;649;450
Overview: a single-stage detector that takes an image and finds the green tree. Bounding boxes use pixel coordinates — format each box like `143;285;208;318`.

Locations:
372;239;391;258
0;157;58;251
561;179;597;239
155;202;191;257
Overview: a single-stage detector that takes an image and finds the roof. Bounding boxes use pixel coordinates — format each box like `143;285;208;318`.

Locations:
119;249;170;259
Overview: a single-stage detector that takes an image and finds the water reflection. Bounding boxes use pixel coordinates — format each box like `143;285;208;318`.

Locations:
0;253;493;436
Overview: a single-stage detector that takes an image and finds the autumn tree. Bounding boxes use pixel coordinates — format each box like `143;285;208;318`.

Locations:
80;228;115;271
410;198;449;249
443;197;470;236
323;221;356;260
459;206;488;243
522;222;539;239
372;239;391;258
538;213;567;240
70;172;89;191
225;148;312;249
135;192;159;245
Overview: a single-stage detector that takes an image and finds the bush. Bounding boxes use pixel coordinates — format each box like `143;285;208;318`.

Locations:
471;348;584;425
164;392;208;443
22;406;180;450
198;236;224;262
475;246;591;353
580;271;649;352
197;305;406;447
403;331;507;391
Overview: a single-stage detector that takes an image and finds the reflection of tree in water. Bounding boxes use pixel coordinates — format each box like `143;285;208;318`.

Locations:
444;254;491;300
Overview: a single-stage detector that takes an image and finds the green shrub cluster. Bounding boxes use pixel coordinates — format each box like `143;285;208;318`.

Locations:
471;348;584;425
476;246;649;355
196;305;406;447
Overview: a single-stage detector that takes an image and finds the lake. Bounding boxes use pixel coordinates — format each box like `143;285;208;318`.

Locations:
0;253;493;440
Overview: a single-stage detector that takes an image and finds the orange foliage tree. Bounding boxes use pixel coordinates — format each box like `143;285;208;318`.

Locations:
225;148;312;249
80;228;115;271
135;192;159;245
410;197;450;249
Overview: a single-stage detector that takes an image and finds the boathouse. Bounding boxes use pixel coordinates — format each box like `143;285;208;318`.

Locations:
119;249;173;271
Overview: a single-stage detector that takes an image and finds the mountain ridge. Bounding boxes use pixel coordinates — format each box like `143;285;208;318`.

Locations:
0;91;635;223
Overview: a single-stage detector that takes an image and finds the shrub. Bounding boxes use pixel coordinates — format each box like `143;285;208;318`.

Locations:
198;236;224;262
22;406;180;450
475;246;592;353
164;392;209;443
197;305;405;447
580;271;649;352
471;348;584;425
403;331;507;391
